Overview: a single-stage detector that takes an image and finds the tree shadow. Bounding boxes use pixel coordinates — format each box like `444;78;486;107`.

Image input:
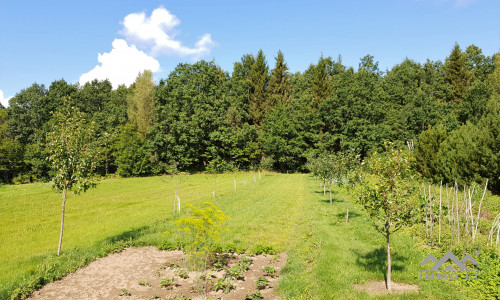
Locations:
104;226;150;244
353;246;408;281
336;211;362;219
320;197;343;204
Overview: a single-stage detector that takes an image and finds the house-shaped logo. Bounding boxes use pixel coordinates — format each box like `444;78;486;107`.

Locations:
419;251;479;281
420;251;478;270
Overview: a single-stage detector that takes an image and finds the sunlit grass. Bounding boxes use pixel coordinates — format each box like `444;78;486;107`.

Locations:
0;173;467;299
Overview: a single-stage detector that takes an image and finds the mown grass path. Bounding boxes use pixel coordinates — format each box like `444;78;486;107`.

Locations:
0;174;464;299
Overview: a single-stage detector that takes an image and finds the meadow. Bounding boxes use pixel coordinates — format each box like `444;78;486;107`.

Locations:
0;173;469;299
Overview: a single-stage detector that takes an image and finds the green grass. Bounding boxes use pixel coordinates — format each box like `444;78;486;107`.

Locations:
0;173;466;299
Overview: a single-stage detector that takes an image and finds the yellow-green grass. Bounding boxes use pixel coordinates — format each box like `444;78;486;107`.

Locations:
0;172;267;298
1;173;467;299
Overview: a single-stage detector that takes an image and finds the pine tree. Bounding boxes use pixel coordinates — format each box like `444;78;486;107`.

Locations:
248;50;269;125
267;50;291;107
311;56;332;108
444;43;471;103
127;70;156;137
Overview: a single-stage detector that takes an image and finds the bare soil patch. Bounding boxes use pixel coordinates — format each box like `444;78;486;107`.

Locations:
354;280;418;295
28;247;286;300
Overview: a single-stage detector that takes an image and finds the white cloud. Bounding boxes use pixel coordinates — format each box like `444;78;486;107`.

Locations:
0;89;12;108
79;39;160;88
121;7;215;58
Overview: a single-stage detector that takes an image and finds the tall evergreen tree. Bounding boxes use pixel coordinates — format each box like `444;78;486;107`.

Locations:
445;43;471;103
267;50;291;107
310;56;332;108
248;50;269;125
127;70;156;137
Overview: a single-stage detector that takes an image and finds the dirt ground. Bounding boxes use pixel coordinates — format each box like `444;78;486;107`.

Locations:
28;247;287;300
353;280;419;295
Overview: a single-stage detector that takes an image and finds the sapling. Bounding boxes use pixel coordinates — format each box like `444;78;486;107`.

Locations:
358;145;419;291
46;103;98;256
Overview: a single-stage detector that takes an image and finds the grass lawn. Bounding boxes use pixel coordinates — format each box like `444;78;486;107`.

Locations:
0;173;465;299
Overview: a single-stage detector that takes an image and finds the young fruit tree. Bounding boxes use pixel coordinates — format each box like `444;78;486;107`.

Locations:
46;104;98;256
334;150;363;224
357;145;419;291
307;154;337;204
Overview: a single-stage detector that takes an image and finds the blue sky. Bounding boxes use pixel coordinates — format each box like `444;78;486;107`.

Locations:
1;0;499;107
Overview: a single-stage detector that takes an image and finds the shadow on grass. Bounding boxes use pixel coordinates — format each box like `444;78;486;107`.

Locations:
320;198;343;204
353;247;408;281
336;211;363;219
104;226;150;244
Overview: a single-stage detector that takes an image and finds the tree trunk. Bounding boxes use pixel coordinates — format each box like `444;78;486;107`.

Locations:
346;188;349;224
329;183;332;205
386;233;392;291
234;177;237;192
57;187;67;256
439;182;442;244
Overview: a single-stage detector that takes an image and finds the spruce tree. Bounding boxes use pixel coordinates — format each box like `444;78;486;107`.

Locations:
267;50;291;107
445;43;471;103
248;50;269;125
311;56;332;108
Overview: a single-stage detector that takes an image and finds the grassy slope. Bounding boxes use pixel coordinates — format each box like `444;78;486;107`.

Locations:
0;173;464;299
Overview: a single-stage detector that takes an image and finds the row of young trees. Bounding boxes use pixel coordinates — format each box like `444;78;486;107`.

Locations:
0;43;499;191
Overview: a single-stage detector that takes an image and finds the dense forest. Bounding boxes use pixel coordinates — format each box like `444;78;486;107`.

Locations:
0;43;499;192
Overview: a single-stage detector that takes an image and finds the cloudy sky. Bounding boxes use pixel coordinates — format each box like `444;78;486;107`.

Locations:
1;0;499;107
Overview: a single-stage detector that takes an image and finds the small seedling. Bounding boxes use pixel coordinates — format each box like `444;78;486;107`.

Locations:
262;266;277;277
150;294;160;299
169;295;190;300
236;256;253;270
252;244;276;255
160;277;177;290
224;243;237;253
138;280;152;287
268;254;280;263
224;265;244;280
211;254;229;271
164;262;180;269
212;278;235;294
199;272;217;281
176;269;189;279
119;289;131;296
244;290;264;300
255;277;269;290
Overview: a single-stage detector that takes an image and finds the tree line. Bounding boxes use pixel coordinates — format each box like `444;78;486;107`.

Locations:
0;43;499;192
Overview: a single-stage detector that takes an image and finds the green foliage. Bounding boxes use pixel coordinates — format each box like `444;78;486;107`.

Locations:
358;145;420;235
255;276;269;290
248;50;270;125
244;290;264;300
445;43;471;103
119;288;131;296
233;256;252;272
224;264;245;280
159;277;177;289
46;103;98;194
212;278;235;293
267;50;291;106
127;70;156;137
415;124;447;182
176;269;189;279
251;244;276;255
114;123;151;177
262;266;276;276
